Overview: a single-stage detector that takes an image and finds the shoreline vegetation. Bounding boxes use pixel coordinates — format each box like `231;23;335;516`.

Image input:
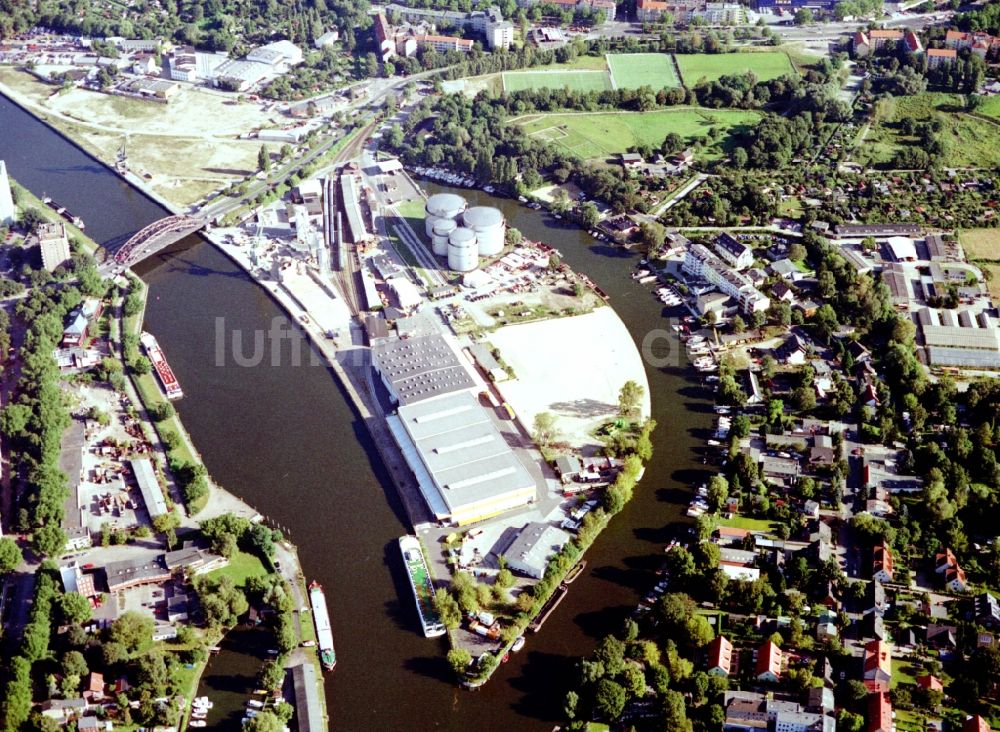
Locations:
0;172;329;728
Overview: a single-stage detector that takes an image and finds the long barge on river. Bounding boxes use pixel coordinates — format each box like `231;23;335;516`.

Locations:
309;581;337;671
399;536;446;638
41;195;85;229
140;332;183;400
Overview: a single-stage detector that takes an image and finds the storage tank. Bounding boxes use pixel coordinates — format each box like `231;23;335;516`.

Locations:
462;206;505;256
447;227;478;272
431;218;458;257
424;213;441;237
426;192;467;218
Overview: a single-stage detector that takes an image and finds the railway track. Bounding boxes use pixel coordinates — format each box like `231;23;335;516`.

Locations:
328;119;380;315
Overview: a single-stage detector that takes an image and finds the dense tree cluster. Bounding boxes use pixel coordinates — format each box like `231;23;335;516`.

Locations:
1;0;372;55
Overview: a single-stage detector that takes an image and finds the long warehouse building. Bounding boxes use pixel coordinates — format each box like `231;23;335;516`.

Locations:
386;391;537;526
338;172;371;245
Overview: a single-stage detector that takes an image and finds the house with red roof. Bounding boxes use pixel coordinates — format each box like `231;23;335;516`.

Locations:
873;542;894;584
928;47;958;68
83;672;104;702
963;714;991;732
936;548;969;592
755;641;782;683
707;635;733;677
863;640;891;684
904;31;924;54
867;691;893;732
917;674;943;691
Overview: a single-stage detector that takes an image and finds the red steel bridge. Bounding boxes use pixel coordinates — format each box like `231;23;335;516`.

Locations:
110;215;208;269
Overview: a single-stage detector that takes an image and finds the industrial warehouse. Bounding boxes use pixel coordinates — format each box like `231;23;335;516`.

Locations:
373;333;540;525
387;391;537;526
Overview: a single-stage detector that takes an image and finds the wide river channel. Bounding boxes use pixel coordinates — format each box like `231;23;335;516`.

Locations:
0;93;713;731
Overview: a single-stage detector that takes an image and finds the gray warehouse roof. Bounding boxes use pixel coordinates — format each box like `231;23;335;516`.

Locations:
504;521;570;578
131;457;167;519
292;663;325;732
388;391;536;519
372;334;476;405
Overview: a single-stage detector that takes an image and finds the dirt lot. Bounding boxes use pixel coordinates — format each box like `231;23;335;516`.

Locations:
488;308;651;452
0;67;282;207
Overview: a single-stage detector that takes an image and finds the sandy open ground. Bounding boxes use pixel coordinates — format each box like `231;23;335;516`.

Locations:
0;67;282;207
489;308;651;452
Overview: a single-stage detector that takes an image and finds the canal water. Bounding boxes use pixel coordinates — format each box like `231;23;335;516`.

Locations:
0;93;713;731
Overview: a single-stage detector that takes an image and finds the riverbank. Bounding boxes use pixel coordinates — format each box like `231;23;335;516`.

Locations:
111;264;331;726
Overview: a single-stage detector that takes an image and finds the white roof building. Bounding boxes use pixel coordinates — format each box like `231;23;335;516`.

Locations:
247;40;303;68
386;391;537;525
0;160;15;226
389;276;422;310
131;458;167;519
314;30;340;48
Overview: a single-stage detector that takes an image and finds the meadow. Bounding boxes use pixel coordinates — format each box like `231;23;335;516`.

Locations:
501;69;612;92
857;93;1000;169
674;51;796;85
516;107;761;160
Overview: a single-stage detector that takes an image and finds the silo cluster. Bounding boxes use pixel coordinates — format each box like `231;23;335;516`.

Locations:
462;206;505;256
447;227;478;272
422;193;506;272
424;193;466;236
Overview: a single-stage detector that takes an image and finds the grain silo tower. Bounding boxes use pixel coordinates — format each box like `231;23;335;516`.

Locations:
424;193;467;237
431;218;458;257
462;206;505;256
447;227;478;272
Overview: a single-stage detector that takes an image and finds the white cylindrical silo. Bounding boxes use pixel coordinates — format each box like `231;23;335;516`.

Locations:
424;213;441;237
426;192;467;218
432;218;458;257
448;227;478;272
462;206;505;256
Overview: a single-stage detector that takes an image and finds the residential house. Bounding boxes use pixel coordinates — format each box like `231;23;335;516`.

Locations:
867;691;893;732
755;640;783;683
927;48;958;68
872;543;894;583
974;592;1000;628
866;581;887;616
707;635;733;677
963;715;992;732
862;640;891;684
936;548;968;593
83;672;104;702
865;612;886;642
772;281;796;304
775;333;808;365
40;699;88;724
621;152;644;170
816;611;838;641
916;674;943;692
714;232;754;271
770;258;802;281
926;623;958;651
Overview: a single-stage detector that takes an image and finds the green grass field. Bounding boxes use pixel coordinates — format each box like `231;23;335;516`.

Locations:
606;53;681;90
857;92;1000;169
675;52;796;86
502;69;612;93
975;94;1000;120
516;107;761;160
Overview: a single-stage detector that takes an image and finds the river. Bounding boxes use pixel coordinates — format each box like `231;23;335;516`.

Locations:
0;93;712;731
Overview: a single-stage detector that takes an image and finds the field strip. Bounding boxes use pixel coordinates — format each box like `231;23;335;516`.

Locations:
606;54;618;90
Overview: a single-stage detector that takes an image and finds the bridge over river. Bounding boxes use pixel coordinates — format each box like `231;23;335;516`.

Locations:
103;214;209;272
